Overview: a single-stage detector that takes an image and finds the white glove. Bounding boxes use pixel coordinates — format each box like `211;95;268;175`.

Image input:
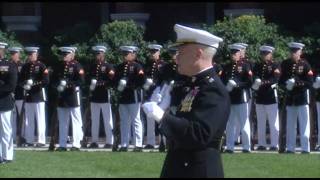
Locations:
159;93;171;110
158;82;173;110
252;78;262;90
90;84;96;91
90;79;97;91
229;79;237;87
117;79;127;92
286;78;295;91
57;85;65;92
26;79;33;86
150;86;162;103
142;102;165;123
60;80;67;87
143;78;153;91
313;77;320;89
91;79;97;86
313;82;320;89
23;84;31;90
226;79;237;92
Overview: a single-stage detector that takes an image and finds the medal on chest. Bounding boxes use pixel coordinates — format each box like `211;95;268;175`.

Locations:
179;87;200;112
237;66;243;73
129;65;134;73
101;66;106;72
35;66;40;73
69;67;74;74
298;65;304;74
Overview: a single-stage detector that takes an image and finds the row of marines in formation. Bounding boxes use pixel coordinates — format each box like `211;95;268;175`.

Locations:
0;40;320;163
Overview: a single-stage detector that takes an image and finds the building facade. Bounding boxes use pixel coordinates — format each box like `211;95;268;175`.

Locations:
0;2;319;44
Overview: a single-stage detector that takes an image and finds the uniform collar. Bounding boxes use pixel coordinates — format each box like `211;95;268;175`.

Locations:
190;66;214;84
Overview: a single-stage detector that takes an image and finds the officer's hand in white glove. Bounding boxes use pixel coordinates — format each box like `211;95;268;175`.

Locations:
23;84;31;90
142;102;165;123
143;78;153;91
226;79;237;92
159;84;172;110
60;80;67;87
57;85;65;92
91;79;97;86
117;79;127;92
286;78;295;91
252;78;262;90
90;79;97;91
150;86;162;103
313;82;320;89
26;79;33;86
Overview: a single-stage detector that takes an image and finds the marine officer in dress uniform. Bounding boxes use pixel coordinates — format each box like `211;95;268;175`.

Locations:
234;42;254;146
8;47;24;142
312;48;320;152
279;42;313;153
56;47;85;151
222;43;253;153
0;42;17;164
252;45;280;151
143;44;168;150
88;45;115;149
142;24;230;178
116;45;145;152
20;47;49;147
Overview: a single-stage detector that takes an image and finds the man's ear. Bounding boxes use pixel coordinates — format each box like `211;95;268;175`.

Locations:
196;48;203;59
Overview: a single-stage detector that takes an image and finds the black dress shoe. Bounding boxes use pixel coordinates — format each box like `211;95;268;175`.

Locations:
23;143;34;147
301;151;310;154
89;142;99;148
269;147;279;151
133;147;143;152
224;149;234;154
256;146;267;151
3;160;12;164
70;147;80;151
285;150;295;154
55;147;67;152
159;143;166;152
144;144;155;149
112;145;119;152
119;147;128;152
234;141;241;145
35;143;46;147
104;144;113;149
242;149;251;153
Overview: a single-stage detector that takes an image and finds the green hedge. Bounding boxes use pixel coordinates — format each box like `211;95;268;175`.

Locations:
0;30;25;60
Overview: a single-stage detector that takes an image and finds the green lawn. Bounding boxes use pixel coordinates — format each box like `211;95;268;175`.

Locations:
0;151;319;178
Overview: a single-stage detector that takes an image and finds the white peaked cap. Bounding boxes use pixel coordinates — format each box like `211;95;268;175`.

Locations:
173;24;223;49
259;45;275;53
288;42;305;49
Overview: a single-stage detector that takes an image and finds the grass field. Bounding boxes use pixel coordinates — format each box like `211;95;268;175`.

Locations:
0;151;320;178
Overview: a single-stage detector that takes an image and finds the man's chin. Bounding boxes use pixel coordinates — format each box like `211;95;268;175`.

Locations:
177;68;187;76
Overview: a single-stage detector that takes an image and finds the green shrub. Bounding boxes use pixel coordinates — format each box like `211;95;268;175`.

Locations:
91;20;147;65
0;30;25;60
50;22;94;65
203;15;295;64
